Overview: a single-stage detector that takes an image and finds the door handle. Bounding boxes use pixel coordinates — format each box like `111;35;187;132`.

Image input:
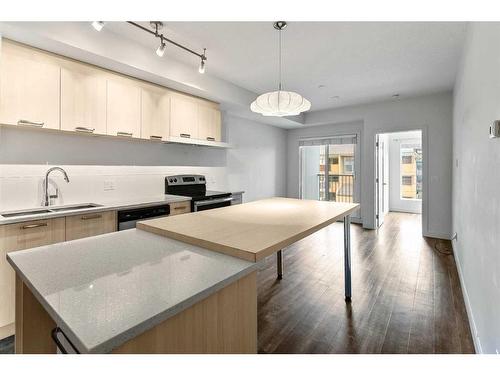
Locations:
180;133;191;138
18;119;44;127
117;131;133;137
75;126;95;133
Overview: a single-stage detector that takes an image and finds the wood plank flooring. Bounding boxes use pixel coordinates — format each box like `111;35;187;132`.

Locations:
257;212;475;354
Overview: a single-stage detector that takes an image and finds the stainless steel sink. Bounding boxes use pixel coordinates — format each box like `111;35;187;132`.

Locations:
49;203;102;212
0;203;102;218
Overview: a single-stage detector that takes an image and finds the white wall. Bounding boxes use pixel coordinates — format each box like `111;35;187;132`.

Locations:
0;116;287;210
288;92;453;238
388;131;422;214
452;22;500;354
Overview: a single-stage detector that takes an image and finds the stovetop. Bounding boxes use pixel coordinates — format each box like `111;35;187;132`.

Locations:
165;175;231;201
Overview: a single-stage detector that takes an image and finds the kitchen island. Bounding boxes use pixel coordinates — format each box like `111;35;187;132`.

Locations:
7;229;257;354
7;197;358;354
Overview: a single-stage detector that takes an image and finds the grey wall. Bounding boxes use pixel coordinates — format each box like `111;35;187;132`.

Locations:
452;22;500;354
288;92;453;238
0;115;287;203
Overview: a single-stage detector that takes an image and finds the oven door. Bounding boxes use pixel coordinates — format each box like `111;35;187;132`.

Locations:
194;196;233;212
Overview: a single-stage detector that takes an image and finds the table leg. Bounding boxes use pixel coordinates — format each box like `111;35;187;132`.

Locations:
344;215;352;302
277;250;283;279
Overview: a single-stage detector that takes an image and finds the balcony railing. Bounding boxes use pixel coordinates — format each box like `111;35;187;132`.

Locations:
318;174;354;202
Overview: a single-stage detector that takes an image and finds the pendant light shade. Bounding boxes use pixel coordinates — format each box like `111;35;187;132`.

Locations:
251;21;311;117
251;90;311;117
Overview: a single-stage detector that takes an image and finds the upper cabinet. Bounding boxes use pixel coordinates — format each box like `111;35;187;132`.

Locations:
198;104;222;142
141;84;170;141
0;41;60;130
106;77;141;138
60;61;107;135
170;94;199;139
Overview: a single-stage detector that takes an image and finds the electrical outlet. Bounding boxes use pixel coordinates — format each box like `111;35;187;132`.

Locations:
103;179;116;191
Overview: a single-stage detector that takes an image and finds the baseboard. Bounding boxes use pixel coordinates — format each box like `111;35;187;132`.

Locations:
451;241;482;354
389;208;422;215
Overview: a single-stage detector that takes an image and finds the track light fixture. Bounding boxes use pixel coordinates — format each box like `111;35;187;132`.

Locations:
126;21;207;74
91;21;105;32
199;49;207;74
156;38;167;57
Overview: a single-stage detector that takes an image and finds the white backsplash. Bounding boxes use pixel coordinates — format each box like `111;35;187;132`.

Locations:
0;164;228;211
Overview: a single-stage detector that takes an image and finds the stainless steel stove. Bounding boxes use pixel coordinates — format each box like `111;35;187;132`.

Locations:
165;175;233;212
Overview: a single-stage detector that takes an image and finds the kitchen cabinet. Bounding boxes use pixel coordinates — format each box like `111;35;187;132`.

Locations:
170;95;198;139
0;40;60;130
141;85;170;141
106;77;141;138
65;211;117;241
169;201;191;216
198;105;222;142
60;61;107;135
0;217;65;340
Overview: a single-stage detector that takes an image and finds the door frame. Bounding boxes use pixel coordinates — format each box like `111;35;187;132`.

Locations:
298;131;362;222
374;126;429;236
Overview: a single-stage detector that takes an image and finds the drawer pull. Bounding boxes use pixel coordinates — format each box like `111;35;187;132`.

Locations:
206;137;215;141
117;131;133;137
180;133;191;138
81;214;102;220
18;119;44;127
75;126;95;133
21;223;48;229
150;135;163;140
174;206;188;210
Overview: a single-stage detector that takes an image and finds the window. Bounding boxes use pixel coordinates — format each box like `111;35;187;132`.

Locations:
402;155;413;164
331;156;339;164
343;157;354;174
402;176;413;185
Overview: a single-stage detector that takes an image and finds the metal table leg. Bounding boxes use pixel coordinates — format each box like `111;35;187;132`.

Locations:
277;250;283;279
344;215;352;302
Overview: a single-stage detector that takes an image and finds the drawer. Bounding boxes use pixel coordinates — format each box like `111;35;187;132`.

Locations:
65;211;117;241
169;201;191;216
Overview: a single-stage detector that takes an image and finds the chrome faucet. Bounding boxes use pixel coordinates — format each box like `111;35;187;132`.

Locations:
43;167;70;206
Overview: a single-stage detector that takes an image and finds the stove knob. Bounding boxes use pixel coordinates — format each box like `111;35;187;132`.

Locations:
169;178;173;183
174;178;178;183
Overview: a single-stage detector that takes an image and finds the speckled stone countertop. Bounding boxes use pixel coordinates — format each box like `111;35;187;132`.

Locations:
0;194;191;225
7;229;257;354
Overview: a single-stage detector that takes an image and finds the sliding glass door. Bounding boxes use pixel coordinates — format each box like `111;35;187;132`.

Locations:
299;135;360;217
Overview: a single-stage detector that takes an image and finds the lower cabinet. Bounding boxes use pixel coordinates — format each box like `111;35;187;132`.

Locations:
0;217;66;340
65;211;117;241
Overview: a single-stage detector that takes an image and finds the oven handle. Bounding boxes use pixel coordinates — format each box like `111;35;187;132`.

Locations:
194;196;233;207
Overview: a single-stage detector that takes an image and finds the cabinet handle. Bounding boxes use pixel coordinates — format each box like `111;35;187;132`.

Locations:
180;133;191;138
18;119;44;127
174;206;188;210
21;223;48;229
75;126;95;133
206;137;215;141
81;214;102;220
117;131;133;137
150;135;163;140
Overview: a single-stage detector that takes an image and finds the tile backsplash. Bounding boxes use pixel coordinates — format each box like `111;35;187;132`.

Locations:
0;165;228;211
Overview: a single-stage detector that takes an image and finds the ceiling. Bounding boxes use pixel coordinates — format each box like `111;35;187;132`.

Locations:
105;22;467;113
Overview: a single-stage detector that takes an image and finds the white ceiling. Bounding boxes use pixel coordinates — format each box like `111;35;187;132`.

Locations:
106;21;467;112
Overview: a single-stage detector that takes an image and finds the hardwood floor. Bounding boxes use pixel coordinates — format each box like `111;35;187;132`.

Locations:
257;212;475;354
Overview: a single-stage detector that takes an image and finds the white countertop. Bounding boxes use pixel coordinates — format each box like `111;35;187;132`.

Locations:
7;229;256;353
0;194;192;225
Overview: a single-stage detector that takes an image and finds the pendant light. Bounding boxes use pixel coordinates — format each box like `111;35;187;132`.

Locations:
251;21;311;117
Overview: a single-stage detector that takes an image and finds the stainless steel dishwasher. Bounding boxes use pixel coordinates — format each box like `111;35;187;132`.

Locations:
117;204;170;230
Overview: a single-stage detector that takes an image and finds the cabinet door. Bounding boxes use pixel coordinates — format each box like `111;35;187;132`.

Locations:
141;86;170;141
107;78;141;138
198;105;222;142
170;95;198;139
0;41;60;129
65;211;117;241
0;218;65;338
61;62;107;135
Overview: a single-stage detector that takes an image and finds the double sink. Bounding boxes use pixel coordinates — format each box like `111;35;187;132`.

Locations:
0;203;102;219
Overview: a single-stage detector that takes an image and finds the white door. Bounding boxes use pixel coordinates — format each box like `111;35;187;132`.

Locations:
376;134;389;227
